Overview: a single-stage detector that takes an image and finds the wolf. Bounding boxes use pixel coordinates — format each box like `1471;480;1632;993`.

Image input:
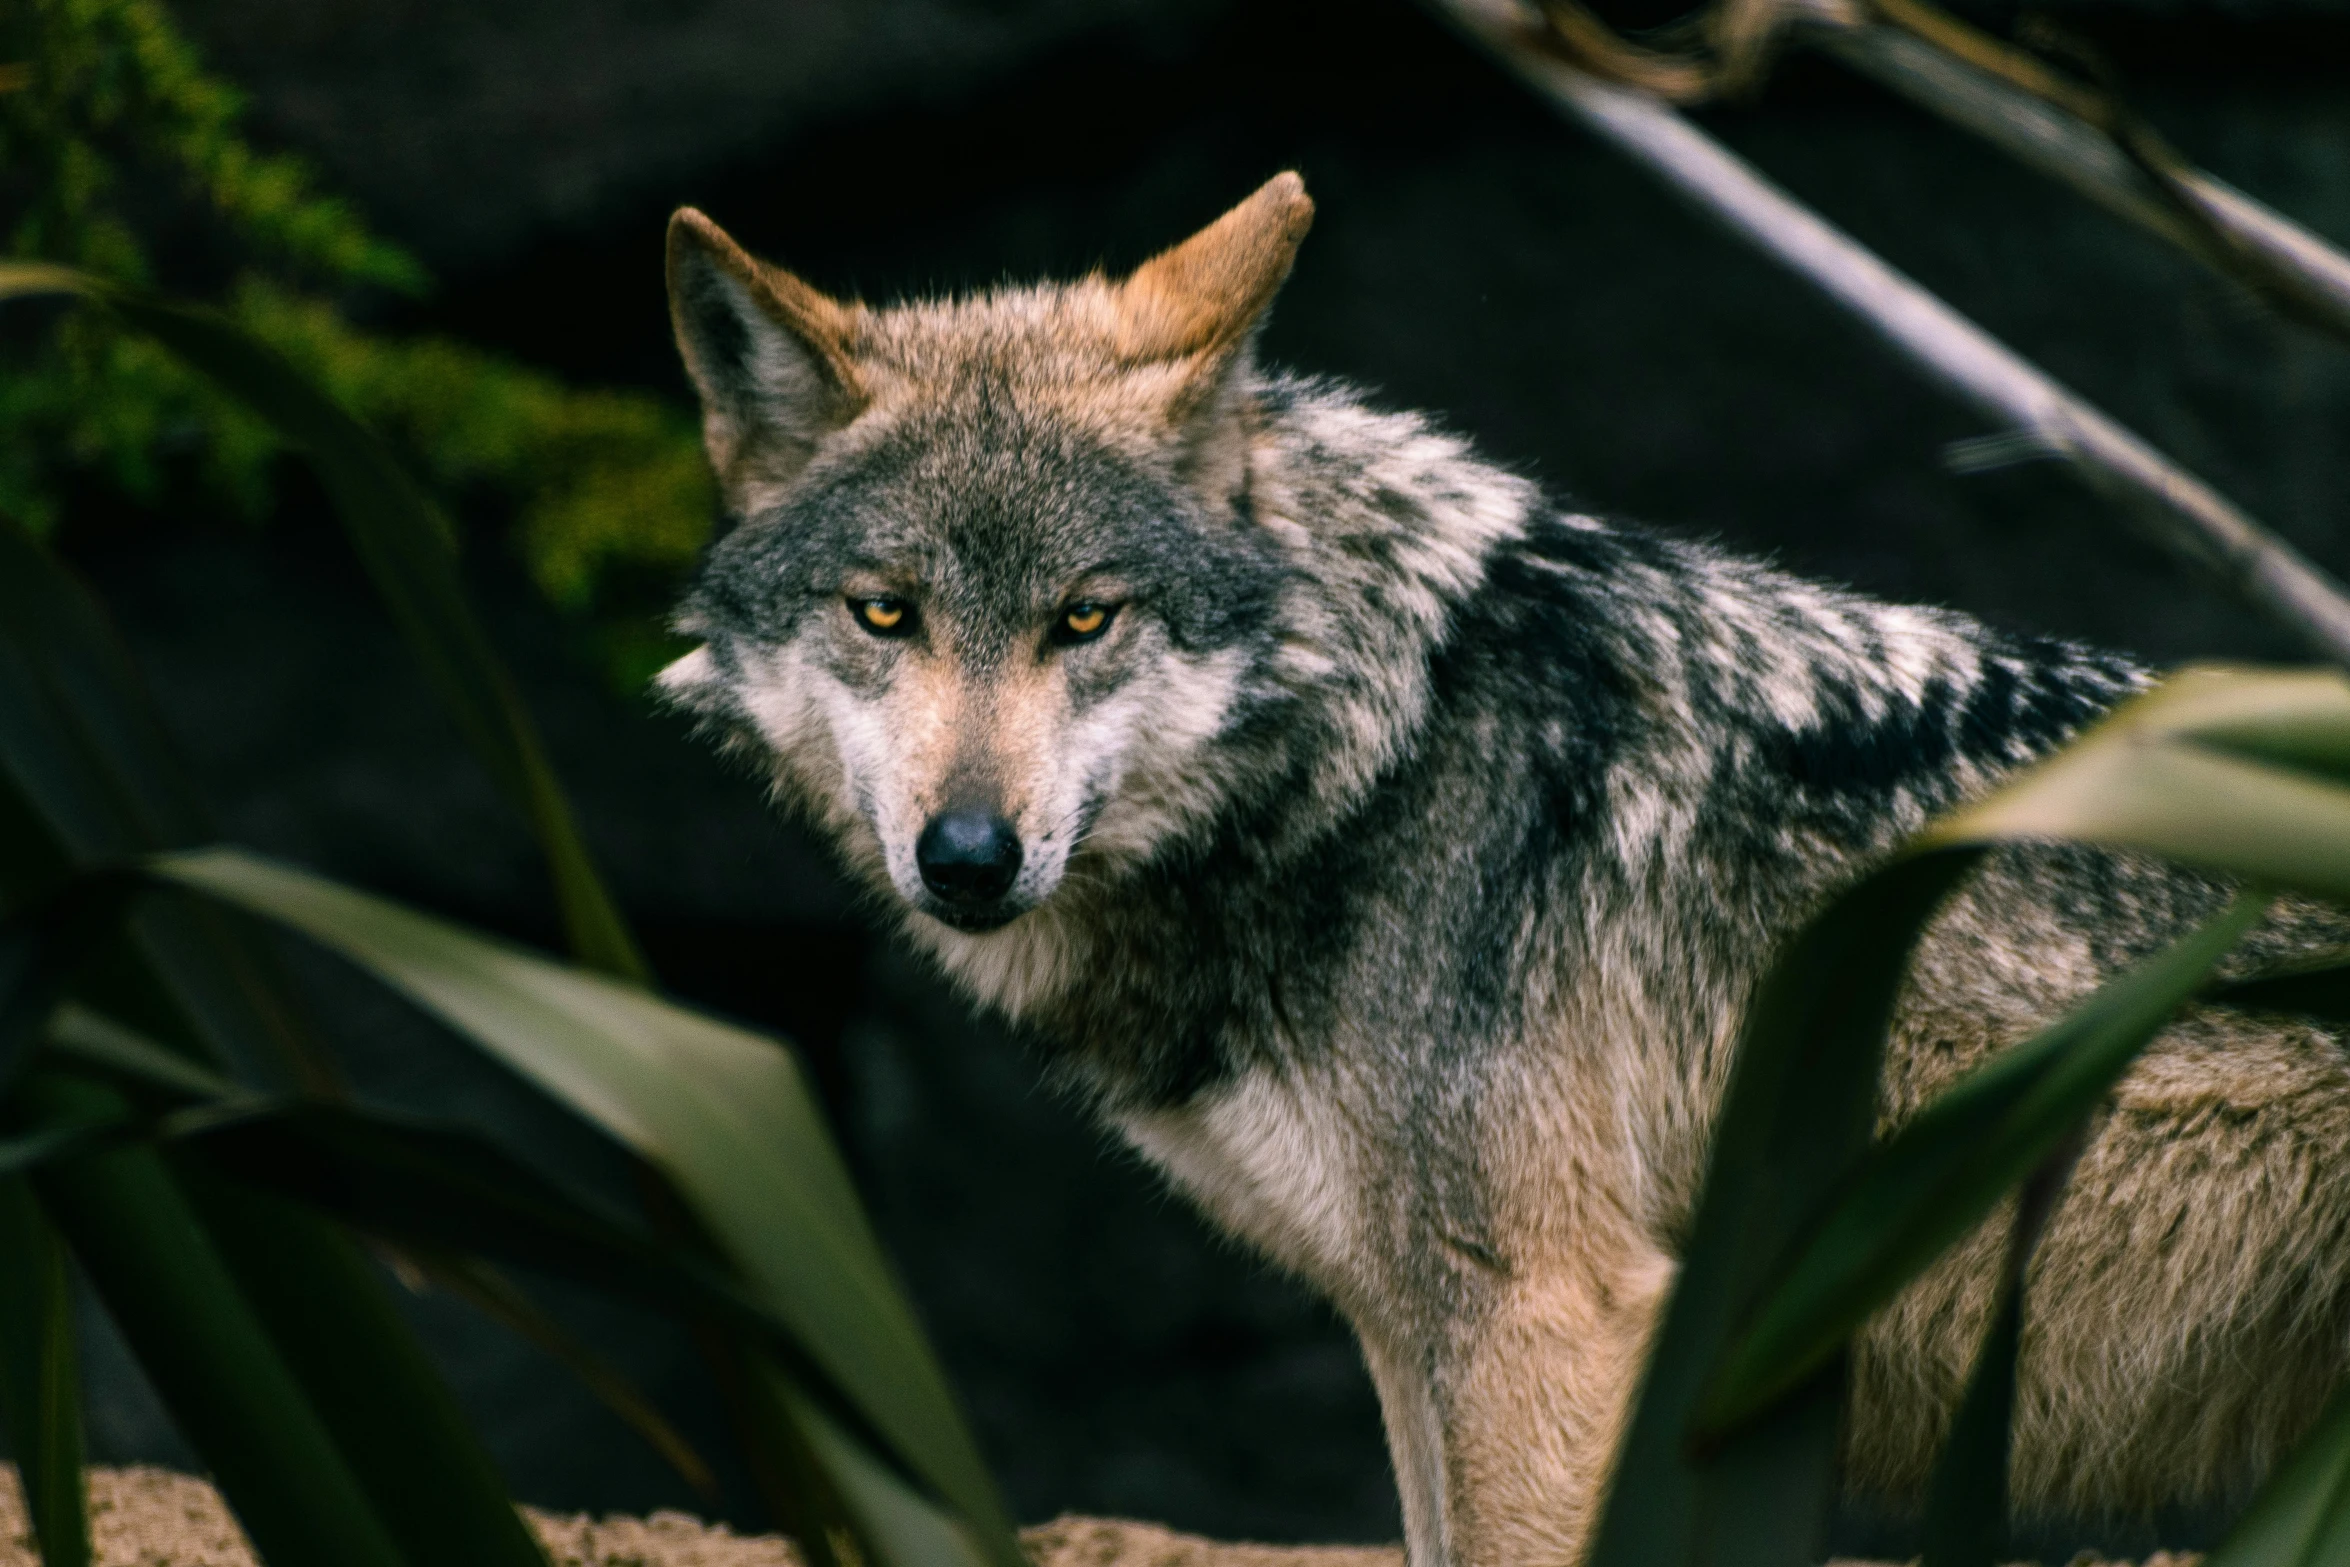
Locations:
655;173;2350;1566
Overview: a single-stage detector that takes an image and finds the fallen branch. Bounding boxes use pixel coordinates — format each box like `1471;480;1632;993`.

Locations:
1504;0;2350;347
1424;0;2350;668
1798;0;2350;344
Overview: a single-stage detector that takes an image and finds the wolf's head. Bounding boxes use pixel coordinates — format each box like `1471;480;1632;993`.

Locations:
659;176;1315;938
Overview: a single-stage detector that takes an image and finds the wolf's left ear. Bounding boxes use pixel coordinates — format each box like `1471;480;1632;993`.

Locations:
667;208;867;512
1117;173;1314;421
1114;174;1313;501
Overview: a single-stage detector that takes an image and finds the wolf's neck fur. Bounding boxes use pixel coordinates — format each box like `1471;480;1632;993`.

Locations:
908;371;2144;1113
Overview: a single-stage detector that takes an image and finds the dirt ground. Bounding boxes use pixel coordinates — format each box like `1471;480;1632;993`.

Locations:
0;1466;1405;1567
0;1464;2210;1567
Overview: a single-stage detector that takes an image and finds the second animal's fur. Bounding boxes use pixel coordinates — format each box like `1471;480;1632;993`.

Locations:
656;175;2350;1566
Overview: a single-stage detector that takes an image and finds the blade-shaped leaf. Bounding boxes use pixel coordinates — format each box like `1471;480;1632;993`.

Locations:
1698;892;2266;1435
1923;1132;2085;1567
0;268;645;984
1586;852;1981;1567
1596;667;2350;1567
2204;1384;2350;1567
165;1086;923;1518
0;1177;89;1567
44;1003;241;1104
781;1372;993;1567
0;521;555;1567
2131;667;2350;788
0;1121;131;1180
173;1100;781;1337
20;1072;411;1567
1922;667;2350;904
0;511;328;1091
1919;1285;2020;1567
146;847;1023;1567
399;1248;719;1505
683;1329;858;1567
181;1172;557;1567
2211;957;2350;1024
0;877;141;1103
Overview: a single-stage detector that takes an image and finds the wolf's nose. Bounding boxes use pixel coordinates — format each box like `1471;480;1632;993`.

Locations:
916;810;1023;905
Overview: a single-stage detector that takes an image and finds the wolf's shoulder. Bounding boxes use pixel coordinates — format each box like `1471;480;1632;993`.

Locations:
1251;369;2150;844
1500;511;2146;818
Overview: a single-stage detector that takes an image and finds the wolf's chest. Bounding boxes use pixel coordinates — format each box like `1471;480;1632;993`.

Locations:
1113;1067;1368;1295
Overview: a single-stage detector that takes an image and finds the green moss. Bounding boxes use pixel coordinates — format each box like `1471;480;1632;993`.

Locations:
1;0;713;683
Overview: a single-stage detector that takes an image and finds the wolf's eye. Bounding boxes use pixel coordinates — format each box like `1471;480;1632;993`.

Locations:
851;597;915;637
1052;603;1117;646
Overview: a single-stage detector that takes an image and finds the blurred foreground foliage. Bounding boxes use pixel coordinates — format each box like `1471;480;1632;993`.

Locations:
0;0;713;685
13;8;2350;1564
0;261;1020;1567
17;250;2350;1567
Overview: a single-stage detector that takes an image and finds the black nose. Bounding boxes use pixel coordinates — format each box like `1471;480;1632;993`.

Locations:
916;810;1023;905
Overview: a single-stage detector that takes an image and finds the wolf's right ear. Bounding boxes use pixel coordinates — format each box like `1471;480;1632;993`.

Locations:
667;209;867;511
1116;173;1314;386
1114;174;1313;502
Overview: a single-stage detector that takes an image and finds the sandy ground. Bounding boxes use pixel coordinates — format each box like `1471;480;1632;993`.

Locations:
0;1466;2208;1567
0;1466;1406;1567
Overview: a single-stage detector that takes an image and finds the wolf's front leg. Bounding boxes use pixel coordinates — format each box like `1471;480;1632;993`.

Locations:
1360;1244;1676;1567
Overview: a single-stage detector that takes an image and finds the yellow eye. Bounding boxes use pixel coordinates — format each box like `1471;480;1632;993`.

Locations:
853;598;912;635
1049;601;1120;647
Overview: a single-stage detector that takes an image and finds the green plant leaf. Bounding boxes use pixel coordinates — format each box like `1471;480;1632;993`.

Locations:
44;1003;241;1104
782;1373;993;1567
0;268;646;984
2161;674;2350;787
51;1002;721;1504
144;846;1024;1567
1922;667;2350;905
182;1172;557;1567
1587;852;1980;1567
39;1016;720;1516
1919;1284;2020;1567
0;510;330;1092
172;1097;921;1525
19;1071;411;1567
2204;1383;2350;1567
1593;666;2350;1567
1697;892;2266;1436
1922;1129;2087;1567
0;1177;89;1567
0;517;556;1567
0;1121;131;1180
2209;956;2350;1023
173;1099;800;1345
0;878;142;1101
398;1248;720;1505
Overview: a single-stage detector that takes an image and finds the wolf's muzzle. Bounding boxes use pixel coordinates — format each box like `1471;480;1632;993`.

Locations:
916;808;1024;915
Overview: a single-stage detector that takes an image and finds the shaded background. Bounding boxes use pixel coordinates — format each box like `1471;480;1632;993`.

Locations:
39;0;2350;1551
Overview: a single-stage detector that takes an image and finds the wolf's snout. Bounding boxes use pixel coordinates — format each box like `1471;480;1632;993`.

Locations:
916;809;1024;907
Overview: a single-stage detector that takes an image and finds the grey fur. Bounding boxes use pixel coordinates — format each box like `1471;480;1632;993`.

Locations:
659;183;2350;1566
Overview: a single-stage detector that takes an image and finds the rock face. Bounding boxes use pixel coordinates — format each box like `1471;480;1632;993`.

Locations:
0;1466;1407;1567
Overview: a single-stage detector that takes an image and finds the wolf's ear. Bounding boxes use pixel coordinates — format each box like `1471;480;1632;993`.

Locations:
1115;174;1313;496
1118;172;1314;372
667;208;867;511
